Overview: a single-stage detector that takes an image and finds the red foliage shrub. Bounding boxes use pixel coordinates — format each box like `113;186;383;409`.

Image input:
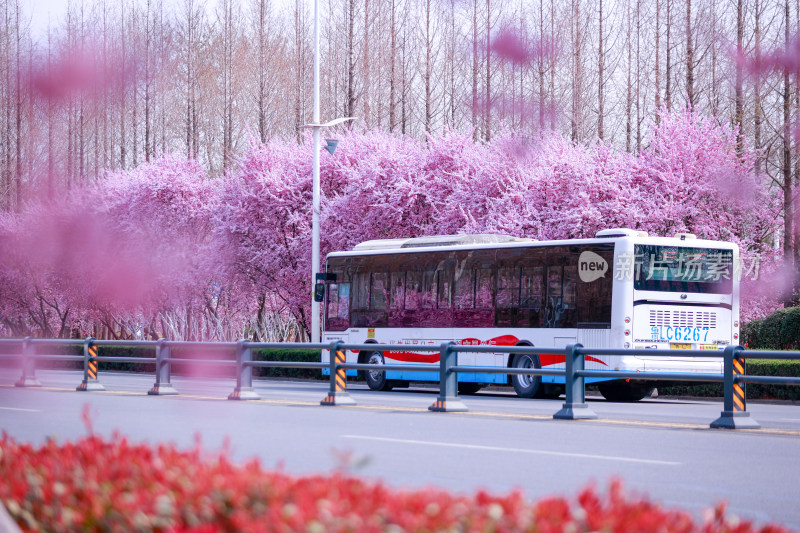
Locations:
0;431;791;533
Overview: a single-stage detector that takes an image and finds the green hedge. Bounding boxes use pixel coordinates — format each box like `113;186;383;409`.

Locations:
742;306;800;350
252;349;324;380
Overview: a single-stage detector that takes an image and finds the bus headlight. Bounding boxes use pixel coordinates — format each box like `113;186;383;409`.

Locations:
624;342;631;348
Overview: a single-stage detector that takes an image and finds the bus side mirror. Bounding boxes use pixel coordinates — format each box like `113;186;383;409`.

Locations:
314;283;325;302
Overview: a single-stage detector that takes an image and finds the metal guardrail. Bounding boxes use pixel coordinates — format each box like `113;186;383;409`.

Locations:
2;337;799;429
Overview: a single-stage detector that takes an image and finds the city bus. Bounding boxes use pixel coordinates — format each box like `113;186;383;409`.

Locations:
320;228;739;401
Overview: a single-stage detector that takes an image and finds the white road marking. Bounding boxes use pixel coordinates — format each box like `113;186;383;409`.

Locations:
0;406;41;412
341;435;681;466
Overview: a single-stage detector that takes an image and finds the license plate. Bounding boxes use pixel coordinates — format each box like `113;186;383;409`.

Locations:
670;343;691;350
700;344;721;350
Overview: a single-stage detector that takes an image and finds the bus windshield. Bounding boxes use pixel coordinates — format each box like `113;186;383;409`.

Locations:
634;245;733;294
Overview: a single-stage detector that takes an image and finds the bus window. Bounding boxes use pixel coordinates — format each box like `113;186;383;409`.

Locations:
560;266;579;327
405;271;422;310
545;266;563;327
521;266;544;309
370;272;388;310
476;268;494;309
437;270;453;309
455;269;475;309
421;270;436;309
353;272;369;310
497;267;520;308
390;272;405;310
325;280;350;331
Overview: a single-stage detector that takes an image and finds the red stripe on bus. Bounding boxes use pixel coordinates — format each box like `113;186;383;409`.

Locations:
540;354;608;367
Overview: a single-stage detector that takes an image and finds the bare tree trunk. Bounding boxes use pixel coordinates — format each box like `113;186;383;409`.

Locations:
222;0;233;172
2;0;10;209
549;0;555;130
132;4;138;168
185;0;194;157
79;1;86;182
294;0;303;140
787;0;800;306
484;0;491;141
120;0;127;168
145;0;152;162
449;0;457;127
346;0;356;119
363;0;370;125
635;0;641;151
626;0;632;152
538;0;545;131
14;0;21;208
710;0;719;117
665;0;672;110
389;0;396;131
425;0;432;133
47;23;54;199
472;0;478;140
400;13;407;135
686;0;694;110
67;5;75;185
784;0;796;306
654;0;661;122
754;0;762;175
102;0;108;171
735;0;744;155
597;0;605;140
258;0;268;143
571;0;582;143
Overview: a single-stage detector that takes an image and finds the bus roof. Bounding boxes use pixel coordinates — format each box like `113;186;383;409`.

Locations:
327;228;738;259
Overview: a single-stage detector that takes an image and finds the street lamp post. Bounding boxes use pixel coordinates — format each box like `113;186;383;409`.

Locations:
300;0;355;343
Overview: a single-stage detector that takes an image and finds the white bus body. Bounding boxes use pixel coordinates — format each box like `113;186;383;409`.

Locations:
321;229;739;401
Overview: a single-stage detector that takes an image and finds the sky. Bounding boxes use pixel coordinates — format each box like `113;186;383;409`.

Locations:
20;0;224;41
22;0;69;38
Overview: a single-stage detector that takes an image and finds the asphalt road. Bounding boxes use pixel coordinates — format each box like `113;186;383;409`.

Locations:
1;369;799;530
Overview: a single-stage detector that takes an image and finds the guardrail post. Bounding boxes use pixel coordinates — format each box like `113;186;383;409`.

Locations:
321;341;356;406
76;337;105;392
149;339;178;395
429;342;468;412
711;345;760;429
554;344;597;420
15;337;42;388
229;340;261;400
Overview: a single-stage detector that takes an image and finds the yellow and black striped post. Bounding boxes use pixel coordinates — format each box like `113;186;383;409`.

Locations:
732;355;747;413
76;337;105;392
321;342;356;406
710;345;759;429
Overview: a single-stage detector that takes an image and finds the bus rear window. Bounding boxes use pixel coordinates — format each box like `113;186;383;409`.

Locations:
634;245;733;294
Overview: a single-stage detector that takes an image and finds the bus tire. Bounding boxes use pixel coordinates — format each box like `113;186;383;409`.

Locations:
364;351;393;391
511;353;542;398
598;381;653;402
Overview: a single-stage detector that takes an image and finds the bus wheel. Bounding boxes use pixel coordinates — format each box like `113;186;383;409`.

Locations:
598;381;653;402
364;351;393;391
511;353;541;398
